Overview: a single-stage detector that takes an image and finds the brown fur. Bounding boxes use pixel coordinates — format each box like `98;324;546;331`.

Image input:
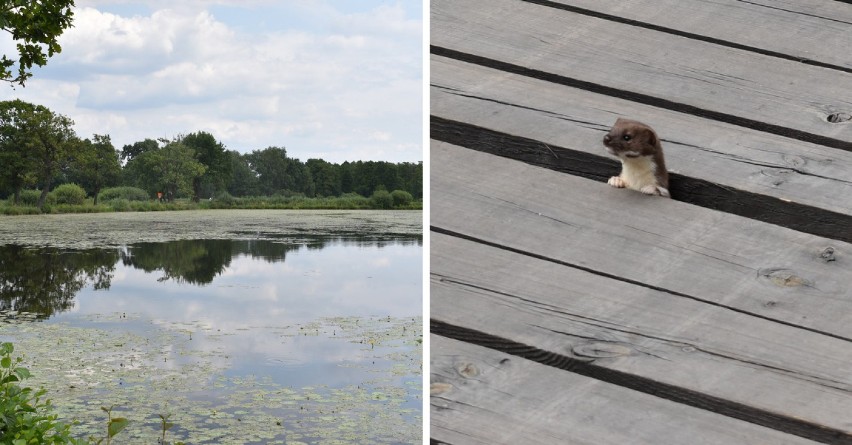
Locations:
602;118;669;197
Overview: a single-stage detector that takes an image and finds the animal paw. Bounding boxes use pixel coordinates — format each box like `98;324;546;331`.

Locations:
640;185;670;198
608;176;626;188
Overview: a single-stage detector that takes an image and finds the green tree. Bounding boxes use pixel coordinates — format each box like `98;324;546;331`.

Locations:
0;100;77;208
227;150;259;197
288;159;314;196
397;161;423;198
30;107;77;209
180;131;231;201
0;0;75;86
135;142;206;201
120;138;158;162
306;158;341;197
340;161;355;194
71;134;121;204
0;100;37;204
246;146;292;195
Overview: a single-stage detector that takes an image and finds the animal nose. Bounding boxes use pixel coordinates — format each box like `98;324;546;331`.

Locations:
603;134;611;144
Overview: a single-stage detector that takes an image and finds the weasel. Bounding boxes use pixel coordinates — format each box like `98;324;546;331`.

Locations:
602;118;670;198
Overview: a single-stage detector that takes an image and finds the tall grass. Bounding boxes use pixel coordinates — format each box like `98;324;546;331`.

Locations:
0;193;421;215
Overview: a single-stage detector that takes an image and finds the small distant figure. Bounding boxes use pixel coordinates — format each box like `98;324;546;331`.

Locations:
602;118;670;198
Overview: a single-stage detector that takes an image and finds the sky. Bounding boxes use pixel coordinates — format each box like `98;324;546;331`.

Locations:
0;0;423;163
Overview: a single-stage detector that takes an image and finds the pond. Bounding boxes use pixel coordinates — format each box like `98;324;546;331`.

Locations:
0;210;423;444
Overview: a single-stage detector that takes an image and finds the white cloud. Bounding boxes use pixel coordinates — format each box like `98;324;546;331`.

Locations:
0;1;422;163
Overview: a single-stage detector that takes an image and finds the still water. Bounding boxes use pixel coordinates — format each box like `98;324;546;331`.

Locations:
0;234;422;444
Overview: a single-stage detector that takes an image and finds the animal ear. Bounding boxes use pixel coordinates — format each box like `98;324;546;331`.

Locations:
645;127;658;146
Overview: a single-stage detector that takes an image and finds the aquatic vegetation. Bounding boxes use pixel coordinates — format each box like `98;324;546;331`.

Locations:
0;312;422;444
0;209;422;249
0;211;423;443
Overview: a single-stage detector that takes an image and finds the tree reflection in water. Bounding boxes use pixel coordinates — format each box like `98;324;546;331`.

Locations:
0;236;421;318
0;245;119;317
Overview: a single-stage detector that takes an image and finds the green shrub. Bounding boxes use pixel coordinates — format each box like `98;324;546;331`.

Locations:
100;186;150;202
0;205;41;215
214;191;236;206
106;198;131;212
337;193;369;209
0;342;80;444
370;189;394;209
18;189;41;206
390;190;413;207
49;184;87;205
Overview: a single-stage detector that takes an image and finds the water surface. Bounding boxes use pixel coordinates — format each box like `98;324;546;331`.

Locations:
0;212;422;444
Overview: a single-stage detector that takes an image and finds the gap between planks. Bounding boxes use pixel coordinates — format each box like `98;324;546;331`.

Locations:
430;54;852;216
431;116;852;245
431;0;852;146
431;231;852;437
431;335;837;444
430;141;852;340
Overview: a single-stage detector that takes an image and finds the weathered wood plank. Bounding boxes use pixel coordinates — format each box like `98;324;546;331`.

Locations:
431;232;852;437
430;55;852;216
430;141;852;339
431;0;852;144
542;0;852;72
431;336;823;445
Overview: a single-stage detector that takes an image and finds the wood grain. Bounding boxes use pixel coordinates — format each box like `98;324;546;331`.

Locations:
432;232;852;437
539;0;852;72
431;335;825;445
431;0;852;144
431;141;852;339
430;55;852;217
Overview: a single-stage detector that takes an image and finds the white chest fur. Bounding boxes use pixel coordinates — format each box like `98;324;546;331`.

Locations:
620;156;659;190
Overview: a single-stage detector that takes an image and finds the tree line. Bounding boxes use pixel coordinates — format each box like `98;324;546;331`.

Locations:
0;100;422;207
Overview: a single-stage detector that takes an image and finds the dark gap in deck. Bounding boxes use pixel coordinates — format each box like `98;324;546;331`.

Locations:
518;0;852;74
430;225;852;344
431;116;852;245
430;319;852;445
430;46;852;153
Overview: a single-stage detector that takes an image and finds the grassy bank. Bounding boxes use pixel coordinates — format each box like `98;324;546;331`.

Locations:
0;191;421;215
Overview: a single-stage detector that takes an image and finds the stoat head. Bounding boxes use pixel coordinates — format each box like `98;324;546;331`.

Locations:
602;118;660;159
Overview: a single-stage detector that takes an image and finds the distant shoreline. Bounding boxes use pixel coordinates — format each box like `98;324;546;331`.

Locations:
0;195;422;216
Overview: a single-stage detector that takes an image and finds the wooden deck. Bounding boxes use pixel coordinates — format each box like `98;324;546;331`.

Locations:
429;1;852;444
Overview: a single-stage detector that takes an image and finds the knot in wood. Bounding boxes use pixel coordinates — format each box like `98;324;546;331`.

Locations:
819;246;836;263
826;112;852;123
456;362;479;378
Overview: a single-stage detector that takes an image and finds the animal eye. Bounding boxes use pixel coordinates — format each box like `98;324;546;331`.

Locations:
622;134;632;141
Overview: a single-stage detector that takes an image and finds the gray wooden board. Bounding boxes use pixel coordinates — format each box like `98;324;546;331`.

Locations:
431;55;852;215
432;231;852;433
431;336;822;445
431;141;852;339
548;0;852;71
431;0;852;141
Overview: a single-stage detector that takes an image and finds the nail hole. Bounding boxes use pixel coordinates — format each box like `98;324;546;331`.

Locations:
826;112;852;123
